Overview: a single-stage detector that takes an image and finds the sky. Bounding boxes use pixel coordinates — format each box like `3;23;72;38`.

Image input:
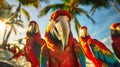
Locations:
0;0;120;51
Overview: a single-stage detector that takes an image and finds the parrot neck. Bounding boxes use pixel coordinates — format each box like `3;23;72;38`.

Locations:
45;31;74;52
79;35;91;42
27;32;41;38
112;35;120;44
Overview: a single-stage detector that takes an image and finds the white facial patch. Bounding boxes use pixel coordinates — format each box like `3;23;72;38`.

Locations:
80;28;89;37
116;25;120;31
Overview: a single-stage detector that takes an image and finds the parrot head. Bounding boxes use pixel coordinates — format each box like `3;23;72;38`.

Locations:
79;26;89;38
46;9;71;50
27;21;40;36
110;23;120;37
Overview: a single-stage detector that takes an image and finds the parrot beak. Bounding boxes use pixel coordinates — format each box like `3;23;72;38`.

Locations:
27;23;36;34
51;16;70;50
80;28;88;38
27;25;33;32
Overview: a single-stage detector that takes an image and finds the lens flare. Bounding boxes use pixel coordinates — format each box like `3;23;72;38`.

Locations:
0;20;5;31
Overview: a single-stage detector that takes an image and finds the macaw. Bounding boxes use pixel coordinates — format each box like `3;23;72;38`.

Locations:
25;21;45;67
110;22;120;59
40;9;86;67
8;44;23;60
79;26;120;67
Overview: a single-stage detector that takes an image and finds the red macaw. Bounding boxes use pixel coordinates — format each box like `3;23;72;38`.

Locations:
25;21;45;67
8;44;23;60
110;22;120;59
40;9;86;67
79;26;120;67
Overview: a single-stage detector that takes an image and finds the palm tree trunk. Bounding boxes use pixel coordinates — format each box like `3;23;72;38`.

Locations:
2;26;12;49
3;26;7;41
112;0;120;14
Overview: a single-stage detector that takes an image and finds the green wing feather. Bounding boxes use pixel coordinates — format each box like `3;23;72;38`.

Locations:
90;39;118;66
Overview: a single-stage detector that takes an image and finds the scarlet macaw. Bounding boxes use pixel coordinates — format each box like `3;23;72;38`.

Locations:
8;44;23;60
79;26;120;67
110;22;120;59
25;21;45;67
40;9;86;67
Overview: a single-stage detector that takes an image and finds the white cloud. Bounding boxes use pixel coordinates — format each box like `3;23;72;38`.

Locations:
101;36;114;52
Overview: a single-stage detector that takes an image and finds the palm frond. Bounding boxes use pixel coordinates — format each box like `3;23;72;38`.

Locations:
21;8;30;21
116;0;120;5
79;0;91;5
38;3;65;17
61;0;70;3
112;0;120;14
0;0;11;9
11;24;17;35
13;22;24;28
32;0;40;9
6;21;24;28
39;0;49;3
90;1;110;15
74;16;81;37
18;0;40;9
90;5;97;15
76;7;95;23
0;9;12;19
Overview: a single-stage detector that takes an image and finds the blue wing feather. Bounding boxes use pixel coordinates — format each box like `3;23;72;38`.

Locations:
40;55;46;67
34;44;40;59
79;47;86;67
90;39;120;67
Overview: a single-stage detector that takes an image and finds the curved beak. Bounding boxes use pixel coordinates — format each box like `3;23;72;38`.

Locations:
51;16;70;50
27;23;35;33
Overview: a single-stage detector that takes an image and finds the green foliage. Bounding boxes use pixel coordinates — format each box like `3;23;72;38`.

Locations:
61;0;70;3
39;0;49;3
21;8;30;21
18;0;40;9
0;0;11;9
38;4;64;17
0;9;13;19
90;0;110;15
74;17;81;37
38;0;96;39
0;0;12;19
75;7;95;23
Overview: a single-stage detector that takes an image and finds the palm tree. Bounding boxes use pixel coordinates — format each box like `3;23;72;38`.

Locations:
111;0;120;14
2;3;24;49
38;0;112;37
89;0;110;15
38;0;95;37
1;0;49;49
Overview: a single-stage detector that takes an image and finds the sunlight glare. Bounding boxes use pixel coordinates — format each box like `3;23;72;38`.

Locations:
0;20;6;31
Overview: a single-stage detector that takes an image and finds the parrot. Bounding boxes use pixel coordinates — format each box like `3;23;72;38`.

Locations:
110;22;120;59
25;21;45;67
7;44;23;60
79;26;120;67
40;9;86;67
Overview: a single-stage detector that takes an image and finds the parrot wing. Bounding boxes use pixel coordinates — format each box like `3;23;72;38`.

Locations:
35;37;45;60
40;45;47;67
73;39;86;67
90;39;119;65
34;43;40;59
78;46;86;67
